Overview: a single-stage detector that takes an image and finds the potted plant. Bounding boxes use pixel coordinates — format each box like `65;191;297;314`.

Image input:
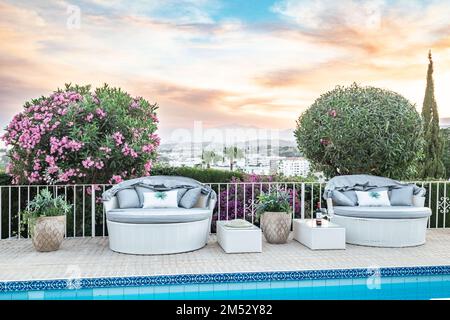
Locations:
255;190;292;244
21;190;72;252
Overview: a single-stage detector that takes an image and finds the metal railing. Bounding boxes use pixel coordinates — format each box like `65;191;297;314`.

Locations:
0;181;449;239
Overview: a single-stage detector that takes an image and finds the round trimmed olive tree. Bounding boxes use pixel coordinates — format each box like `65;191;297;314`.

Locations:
295;84;424;179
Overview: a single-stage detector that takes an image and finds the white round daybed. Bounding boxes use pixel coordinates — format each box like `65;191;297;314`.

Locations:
325;175;431;248
330;207;430;247
103;176;217;255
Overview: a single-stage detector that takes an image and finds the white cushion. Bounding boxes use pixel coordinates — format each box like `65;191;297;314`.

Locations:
142;190;178;208
355;190;391;207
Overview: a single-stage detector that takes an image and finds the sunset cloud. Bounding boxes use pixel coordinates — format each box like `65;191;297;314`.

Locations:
0;0;449;145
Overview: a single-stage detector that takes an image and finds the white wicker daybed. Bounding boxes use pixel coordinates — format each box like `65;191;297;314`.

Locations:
324;175;431;248
102;176;217;255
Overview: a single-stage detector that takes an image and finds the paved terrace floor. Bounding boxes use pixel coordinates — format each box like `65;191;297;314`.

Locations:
1;230;450;281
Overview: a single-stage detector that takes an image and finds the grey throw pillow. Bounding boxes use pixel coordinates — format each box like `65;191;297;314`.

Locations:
332;190;355;206
176;188;188;204
179;187;202;209
390;186;414;206
342;191;358;206
116;188;140;209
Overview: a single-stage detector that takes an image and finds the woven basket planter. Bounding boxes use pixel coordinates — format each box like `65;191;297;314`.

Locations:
260;212;291;244
32;216;66;252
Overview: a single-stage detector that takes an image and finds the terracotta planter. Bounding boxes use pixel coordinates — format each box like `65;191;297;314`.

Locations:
32;215;66;252
260;211;291;244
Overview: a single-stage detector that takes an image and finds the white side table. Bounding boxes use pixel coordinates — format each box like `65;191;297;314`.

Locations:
293;219;345;250
216;221;262;253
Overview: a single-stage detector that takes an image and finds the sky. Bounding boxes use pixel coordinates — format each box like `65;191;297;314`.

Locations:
1;0;450;144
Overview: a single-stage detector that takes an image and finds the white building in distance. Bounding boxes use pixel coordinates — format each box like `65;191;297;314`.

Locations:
271;157;311;177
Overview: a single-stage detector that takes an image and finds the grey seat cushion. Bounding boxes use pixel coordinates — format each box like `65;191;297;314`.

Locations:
107;208;211;224
334;206;431;219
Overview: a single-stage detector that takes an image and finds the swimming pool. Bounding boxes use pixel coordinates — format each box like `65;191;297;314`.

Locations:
1;267;450;300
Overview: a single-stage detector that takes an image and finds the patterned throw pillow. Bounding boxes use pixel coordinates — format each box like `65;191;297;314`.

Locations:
355;190;391;207
142;190;179;208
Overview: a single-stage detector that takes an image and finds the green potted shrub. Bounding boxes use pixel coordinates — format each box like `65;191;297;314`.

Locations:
22;190;72;252
255;190;292;244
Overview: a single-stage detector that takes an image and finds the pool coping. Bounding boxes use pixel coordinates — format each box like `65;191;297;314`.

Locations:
1;265;450;293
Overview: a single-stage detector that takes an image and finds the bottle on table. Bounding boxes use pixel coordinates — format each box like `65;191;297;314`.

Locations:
315;201;322;226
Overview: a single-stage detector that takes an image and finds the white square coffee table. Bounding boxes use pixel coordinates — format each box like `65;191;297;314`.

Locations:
293;219;345;250
216;220;262;253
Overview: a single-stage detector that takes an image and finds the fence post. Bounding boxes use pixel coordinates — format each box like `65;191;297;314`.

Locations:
301;183;305;220
91;185;96;238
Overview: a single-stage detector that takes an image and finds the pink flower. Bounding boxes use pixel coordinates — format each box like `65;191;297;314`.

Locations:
47;166;59;174
33;160;41;171
50;136;83;155
109;175;123;184
28;171;41;183
142;144;155;153
320;138;330;146
45;155;56;167
82;157;95;169
95;108;106;119
86;185;101;195
122;144;138;158
86;113;94;122
129;97;141;109
144;160;152;176
58;169;76;183
99;146;111;154
149;133;160;146
150;114;159;123
329;109;337;117
95;161;104;169
112;132;124;146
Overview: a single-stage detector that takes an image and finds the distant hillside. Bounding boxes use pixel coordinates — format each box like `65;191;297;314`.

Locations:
441;117;450;128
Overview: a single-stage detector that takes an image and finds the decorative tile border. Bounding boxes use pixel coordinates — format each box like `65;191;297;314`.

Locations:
1;265;449;293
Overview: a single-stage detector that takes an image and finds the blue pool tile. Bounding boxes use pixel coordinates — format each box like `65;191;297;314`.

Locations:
198;284;214;292
92;288;109;300
10;291;28;300
28;291;45;300
138;286;154;295
76;289;93;300
169;285;185;293
183;284;199;293
0;293;12;300
107;287;124;299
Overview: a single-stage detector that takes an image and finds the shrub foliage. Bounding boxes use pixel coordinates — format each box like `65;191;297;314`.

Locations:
2;84;159;184
295;84;424;179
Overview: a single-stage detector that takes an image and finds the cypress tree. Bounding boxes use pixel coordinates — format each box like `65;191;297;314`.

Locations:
421;51;445;179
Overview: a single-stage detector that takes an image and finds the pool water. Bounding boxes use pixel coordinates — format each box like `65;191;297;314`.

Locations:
1;275;450;300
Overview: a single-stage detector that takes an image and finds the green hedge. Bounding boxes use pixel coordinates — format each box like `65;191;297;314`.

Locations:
151;165;244;183
0;172;11;185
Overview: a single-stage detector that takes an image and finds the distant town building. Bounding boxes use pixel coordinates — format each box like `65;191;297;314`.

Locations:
0;148;8;171
271;157;311;177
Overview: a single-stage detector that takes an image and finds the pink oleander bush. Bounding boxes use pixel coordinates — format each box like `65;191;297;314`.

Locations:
2;84;159;184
